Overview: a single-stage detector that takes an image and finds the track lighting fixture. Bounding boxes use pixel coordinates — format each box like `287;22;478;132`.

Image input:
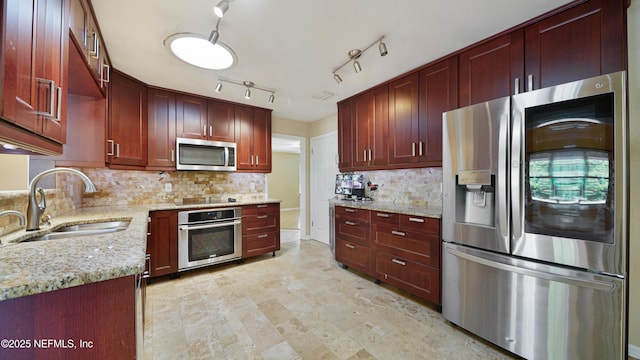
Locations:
214;0;229;17
208;18;221;45
332;35;388;84
214;78;277;104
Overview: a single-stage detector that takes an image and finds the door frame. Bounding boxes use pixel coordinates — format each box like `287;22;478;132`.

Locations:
310;131;338;244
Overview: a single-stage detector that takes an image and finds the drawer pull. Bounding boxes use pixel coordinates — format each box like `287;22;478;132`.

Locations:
345;243;355;249
345;221;357;226
258;234;268;238
257;215;268;219
392;259;406;266
257;204;268;208
409;217;425;223
344;208;356;213
391;231;406;237
376;213;390;218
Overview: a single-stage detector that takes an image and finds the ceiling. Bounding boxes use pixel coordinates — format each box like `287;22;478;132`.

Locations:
91;0;573;123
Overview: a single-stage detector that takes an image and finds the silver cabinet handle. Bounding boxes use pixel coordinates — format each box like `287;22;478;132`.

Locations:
363;150;367;162
257;234;268;239
335;154;339;164
203;125;207;137
345;243;355;249
107;140;115;156
376;213;390;218
391;230;406;237
257;204;268;208
171;149;175;162
256;155;259;165
418;141;423;156
143;254;151;278
209;125;212;137
527;74;533;92
88;31;98;58
54;85;62;121
116;143;121;158
368;149;371;162
345;221;357;226
101;63;110;87
391;259;406;266
257;215;268;219
344;208;356;213
250;155;254;165
409;217;424;223
36;78;56;118
412;142;416;157
514;77;520;95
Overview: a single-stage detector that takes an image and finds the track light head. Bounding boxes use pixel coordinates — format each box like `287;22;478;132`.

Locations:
268;93;275;104
333;73;343;84
208;29;219;45
214;82;222;93
379;41;388;56
353;60;362;73
214;0;229;17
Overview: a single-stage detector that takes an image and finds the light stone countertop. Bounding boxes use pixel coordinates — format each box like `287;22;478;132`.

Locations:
329;198;442;219
0;199;280;302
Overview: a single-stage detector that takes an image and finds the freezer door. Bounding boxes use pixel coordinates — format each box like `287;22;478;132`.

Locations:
442;243;626;360
442;96;510;253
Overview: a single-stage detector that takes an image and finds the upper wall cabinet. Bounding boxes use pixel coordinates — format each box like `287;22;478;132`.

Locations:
176;94;208;140
0;0;68;155
236;106;272;172
147;88;177;169
388;73;420;165
68;0;110;95
337;100;354;170
351;86;389;169
107;70;147;168
524;0;626;90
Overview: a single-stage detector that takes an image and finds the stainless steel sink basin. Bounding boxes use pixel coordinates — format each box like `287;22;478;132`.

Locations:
24;220;130;242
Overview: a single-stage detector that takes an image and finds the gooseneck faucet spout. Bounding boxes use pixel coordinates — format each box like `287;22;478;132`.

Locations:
26;168;97;231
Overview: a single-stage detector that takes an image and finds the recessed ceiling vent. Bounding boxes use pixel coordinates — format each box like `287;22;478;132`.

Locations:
312;91;335;101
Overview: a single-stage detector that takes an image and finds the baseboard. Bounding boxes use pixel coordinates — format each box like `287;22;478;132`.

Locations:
630;343;640;359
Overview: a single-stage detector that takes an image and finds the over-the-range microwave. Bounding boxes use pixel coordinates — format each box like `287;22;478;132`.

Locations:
175;137;236;171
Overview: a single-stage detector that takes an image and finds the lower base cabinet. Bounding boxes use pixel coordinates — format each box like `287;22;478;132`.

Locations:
241;203;281;258
0;276;139;359
335;239;372;275
146;210;178;278
374;251;440;304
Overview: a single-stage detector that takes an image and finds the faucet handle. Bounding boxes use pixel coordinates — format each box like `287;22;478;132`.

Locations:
41;214;52;226
37;188;46;211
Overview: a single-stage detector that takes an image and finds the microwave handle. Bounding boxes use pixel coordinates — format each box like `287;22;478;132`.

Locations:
224;146;229;166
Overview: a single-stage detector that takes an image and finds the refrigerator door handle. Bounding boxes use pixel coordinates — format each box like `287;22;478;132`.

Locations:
497;104;509;241
511;103;523;241
445;247;615;291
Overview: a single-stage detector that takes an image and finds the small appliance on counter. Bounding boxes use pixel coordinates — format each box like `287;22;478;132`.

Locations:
335;173;372;201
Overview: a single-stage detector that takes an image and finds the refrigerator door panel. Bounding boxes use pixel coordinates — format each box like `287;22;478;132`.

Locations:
442;97;510;253
442;242;625;360
511;71;627;276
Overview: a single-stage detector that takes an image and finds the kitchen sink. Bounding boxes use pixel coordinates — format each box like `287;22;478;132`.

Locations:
24;220;130;242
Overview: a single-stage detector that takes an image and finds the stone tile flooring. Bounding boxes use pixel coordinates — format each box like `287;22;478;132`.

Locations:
143;239;516;360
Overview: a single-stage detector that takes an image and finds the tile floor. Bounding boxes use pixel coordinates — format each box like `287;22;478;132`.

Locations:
143;237;517;360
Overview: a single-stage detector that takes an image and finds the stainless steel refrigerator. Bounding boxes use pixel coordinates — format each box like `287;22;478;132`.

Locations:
442;71;628;360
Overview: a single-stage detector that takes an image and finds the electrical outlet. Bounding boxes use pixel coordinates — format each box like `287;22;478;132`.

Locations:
250;183;255;190
165;183;172;192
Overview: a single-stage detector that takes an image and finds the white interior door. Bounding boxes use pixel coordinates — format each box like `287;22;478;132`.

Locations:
310;132;338;244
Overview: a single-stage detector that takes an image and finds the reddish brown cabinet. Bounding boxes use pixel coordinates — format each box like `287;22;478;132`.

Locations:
388;73;420;165
147;210;178;277
147;88;177;169
337;100;354;169
350;85;389;169
176;94;208;140
107;70;147;168
236;106;272;172
207;99;236;143
0;0;68;154
241;203;280;258
524;0;626;90
334;206;372;276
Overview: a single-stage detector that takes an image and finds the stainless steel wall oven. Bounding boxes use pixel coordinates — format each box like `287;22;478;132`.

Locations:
178;207;242;271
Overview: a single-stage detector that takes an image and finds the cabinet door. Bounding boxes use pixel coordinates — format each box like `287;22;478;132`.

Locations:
147;89;176;169
108;70;147;167
207;99;235;142
388;72;420;165
252;107;272;172
176;94;208;140
148;210;178;277
336;239;372;275
459;31;524;106
352;92;372;168
235;104;254;169
370;85;389;166
337;100;353;171
525;0;625;90
418;57;458;166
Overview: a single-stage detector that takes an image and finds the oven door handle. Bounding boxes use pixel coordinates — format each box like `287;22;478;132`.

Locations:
179;220;241;231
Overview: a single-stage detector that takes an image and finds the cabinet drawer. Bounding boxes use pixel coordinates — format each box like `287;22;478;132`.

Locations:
375;251;440;305
335;206;370;222
399;215;439;235
335;239;371;275
336;218;370;247
242;232;280;258
242;203;279;215
371;211;399;227
373;225;440;267
242;213;279;235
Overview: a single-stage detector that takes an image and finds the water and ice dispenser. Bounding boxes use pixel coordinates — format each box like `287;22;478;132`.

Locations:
455;170;495;228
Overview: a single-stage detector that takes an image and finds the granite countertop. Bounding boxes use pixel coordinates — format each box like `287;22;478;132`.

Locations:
329;198;442;219
0;199;280;302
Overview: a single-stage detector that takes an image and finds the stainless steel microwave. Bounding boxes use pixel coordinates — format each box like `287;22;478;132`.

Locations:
175;137;236;171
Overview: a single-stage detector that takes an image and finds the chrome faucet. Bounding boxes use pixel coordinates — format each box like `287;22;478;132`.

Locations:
27;168;97;231
0;210;26;242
